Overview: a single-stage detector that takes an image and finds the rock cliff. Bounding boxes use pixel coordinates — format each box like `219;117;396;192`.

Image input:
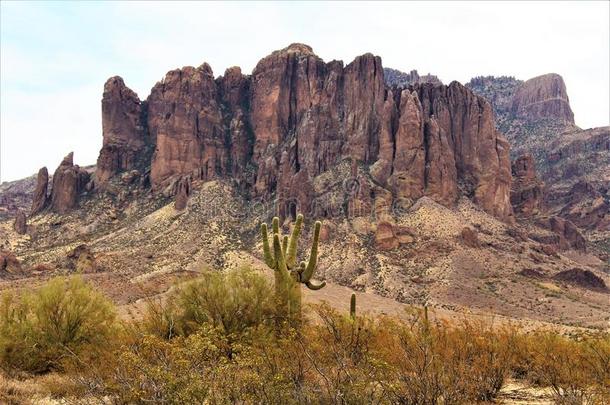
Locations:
98;44;513;222
96;77;149;186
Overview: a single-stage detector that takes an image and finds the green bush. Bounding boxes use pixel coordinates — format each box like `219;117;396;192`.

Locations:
0;276;117;374
141;266;276;340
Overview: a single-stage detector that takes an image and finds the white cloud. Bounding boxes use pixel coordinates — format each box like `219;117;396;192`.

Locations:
1;1;608;182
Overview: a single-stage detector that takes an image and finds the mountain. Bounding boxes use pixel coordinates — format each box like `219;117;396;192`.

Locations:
1;44;608;329
467;74;609;239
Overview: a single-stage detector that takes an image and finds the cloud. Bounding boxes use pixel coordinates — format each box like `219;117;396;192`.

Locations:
1;1;608;182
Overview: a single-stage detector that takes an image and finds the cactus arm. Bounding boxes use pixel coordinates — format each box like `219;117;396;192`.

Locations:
273;233;291;281
305;280;326;290
286;214;303;268
302;221;321;282
272;217;280;235
350;293;356;319
261;223;275;268
282;235;289;260
297;261;306;280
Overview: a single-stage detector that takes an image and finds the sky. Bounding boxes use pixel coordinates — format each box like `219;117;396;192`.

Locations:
1;1;609;182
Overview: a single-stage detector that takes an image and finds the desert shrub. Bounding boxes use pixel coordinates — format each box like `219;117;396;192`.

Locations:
177;267;275;336
301;304;382;404
375;309;515;404
104;328;225;404
582;335;610;403
141;266;276;341
0;276;117;374
523;331;610;404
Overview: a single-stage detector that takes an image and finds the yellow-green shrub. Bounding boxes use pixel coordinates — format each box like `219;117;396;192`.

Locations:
141;266;276;340
0;276;117;374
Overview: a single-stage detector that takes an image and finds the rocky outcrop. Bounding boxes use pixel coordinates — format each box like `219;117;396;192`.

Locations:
556;181;609;231
418;83;514;220
94;44;513;223
374;220;415;250
30;167;49;215
461;227;480;248
96;77;149;186
66;244;99;273
553;268;608;292
537;216;587;252
0;250;22;275
511;154;543;217
511;73;574;123
384;68;442;87
13;211;26;235
148;63;228;189
50;153;90;214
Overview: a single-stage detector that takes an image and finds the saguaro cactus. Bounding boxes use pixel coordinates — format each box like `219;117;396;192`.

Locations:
350;293;356;319
260;214;326;319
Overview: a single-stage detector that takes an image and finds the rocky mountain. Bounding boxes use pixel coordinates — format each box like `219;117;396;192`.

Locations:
50;43;513;223
1;44;608;329
467;74;609;238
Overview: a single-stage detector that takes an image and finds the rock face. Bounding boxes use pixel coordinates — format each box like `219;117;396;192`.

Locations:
13;211;26;235
511;154;543;217
511;74;574;124
96;77;149;186
93;44;513;222
30;167;49;215
50;153;90;214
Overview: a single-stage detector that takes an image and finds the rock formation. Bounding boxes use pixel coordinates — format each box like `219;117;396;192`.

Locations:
541;216;587;252
91;44;513;222
96;76;149;186
384;68;442;87
468;73;609;239
511;73;574;123
50;153;90;214
0;250;22;275
30;167;49;215
511;154;543;217
13;211;26;235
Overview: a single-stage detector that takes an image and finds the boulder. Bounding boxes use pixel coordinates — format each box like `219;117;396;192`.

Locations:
0;251;22;275
461;227;480;248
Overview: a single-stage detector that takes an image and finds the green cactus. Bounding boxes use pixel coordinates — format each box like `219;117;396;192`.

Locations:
260;214;326;320
350;293;356;319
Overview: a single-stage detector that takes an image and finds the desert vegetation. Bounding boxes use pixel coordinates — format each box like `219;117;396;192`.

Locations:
0;211;608;404
0;269;608;404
